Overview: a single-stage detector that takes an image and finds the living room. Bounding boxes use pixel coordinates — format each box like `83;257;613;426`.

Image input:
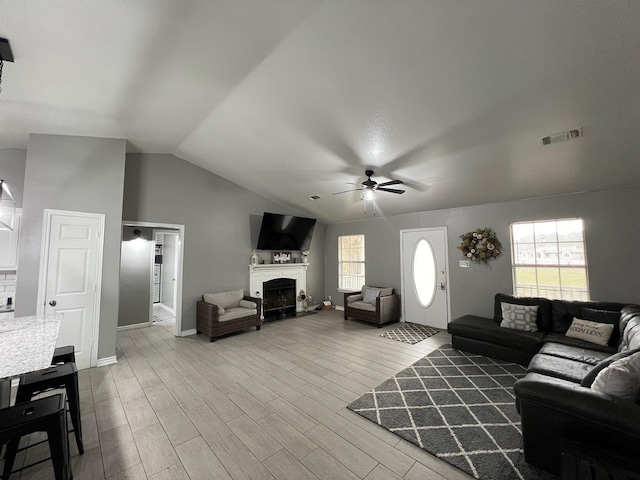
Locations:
1;1;639;479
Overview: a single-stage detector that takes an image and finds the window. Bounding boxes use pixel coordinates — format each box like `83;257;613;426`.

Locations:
338;234;365;290
511;219;589;300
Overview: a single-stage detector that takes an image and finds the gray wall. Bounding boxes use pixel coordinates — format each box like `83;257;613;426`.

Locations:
122;153;325;331
0;149;27;207
15;134;127;361
118;226;154;327
325;186;640;319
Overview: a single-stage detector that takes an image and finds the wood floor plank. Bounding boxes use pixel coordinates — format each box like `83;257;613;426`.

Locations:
175;436;233;480
156;405;200;446
262;449;318;480
209;434;275;480
226;414;283;462
133;422;180;477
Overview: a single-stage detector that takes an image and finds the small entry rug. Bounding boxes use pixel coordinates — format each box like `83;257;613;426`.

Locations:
380;323;440;344
348;345;555;480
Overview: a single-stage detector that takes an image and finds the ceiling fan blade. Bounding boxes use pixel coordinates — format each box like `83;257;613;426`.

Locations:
377;187;405;194
377;179;404;187
332;189;361;195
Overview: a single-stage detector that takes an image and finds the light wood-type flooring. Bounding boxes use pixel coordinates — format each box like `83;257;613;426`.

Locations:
7;309;473;480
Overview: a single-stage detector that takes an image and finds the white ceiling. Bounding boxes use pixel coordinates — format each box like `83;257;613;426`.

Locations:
1;1;639;223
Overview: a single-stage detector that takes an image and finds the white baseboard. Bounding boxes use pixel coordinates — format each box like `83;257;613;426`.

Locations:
117;322;150;331
96;356;117;367
180;328;197;337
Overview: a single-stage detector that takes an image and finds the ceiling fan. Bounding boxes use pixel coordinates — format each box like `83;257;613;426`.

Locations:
332;170;405;200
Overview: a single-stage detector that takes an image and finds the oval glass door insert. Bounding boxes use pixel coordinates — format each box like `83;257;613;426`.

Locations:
413;238;437;307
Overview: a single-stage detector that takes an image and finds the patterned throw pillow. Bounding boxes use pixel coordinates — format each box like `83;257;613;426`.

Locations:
565;318;614;346
500;302;539;332
362;288;381;305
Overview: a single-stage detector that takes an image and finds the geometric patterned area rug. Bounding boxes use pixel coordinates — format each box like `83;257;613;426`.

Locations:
348;345;556;480
380;322;441;345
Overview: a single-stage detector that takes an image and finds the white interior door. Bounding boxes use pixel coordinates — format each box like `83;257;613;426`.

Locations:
40;210;104;369
401;227;449;328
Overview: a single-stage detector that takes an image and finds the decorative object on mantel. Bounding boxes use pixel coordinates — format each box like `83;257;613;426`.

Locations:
301;250;309;263
272;252;292;264
457;227;502;263
250;250;258;265
297;290;312;311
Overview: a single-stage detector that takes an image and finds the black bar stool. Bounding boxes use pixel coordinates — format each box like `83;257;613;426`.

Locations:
16;363;84;455
0;393;71;480
52;346;75;365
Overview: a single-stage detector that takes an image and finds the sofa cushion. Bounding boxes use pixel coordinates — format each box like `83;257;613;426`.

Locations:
543;332;617;354
239;299;257;309
581;348;640;387
362;285;393;297
363;288;381;305
619;305;640;351
527;353;594;383
203;289;244;308
539;342;611;366
494;293;553;331
565;318;614;347
580;307;621;346
500;303;539;332
218;307;257;322
592;351;640;401
349;300;376;312
448;314;545;354
347;294;363;303
550;299;626;334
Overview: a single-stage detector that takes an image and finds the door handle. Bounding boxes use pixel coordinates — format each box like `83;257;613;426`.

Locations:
440;283;446;291
49;300;57;306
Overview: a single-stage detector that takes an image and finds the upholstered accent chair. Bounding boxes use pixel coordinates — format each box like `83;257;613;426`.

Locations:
344;285;401;327
196;289;262;342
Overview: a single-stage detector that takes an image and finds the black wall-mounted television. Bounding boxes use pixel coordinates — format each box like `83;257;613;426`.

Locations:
256;212;316;251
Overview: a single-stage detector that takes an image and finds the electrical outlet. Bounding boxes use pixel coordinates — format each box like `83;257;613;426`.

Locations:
459;259;470;268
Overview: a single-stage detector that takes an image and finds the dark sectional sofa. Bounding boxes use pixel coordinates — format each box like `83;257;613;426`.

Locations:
448;294;640;477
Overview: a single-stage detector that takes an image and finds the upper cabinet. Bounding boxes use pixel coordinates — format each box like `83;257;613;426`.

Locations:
0;209;21;270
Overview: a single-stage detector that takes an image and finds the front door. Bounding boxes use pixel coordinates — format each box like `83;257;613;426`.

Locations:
401;227;449;328
40;210;104;369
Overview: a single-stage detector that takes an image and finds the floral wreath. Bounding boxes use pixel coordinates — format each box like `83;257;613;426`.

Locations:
458;228;502;263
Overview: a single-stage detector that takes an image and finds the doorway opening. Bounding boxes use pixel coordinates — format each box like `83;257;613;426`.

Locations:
120;221;185;337
152;230;179;331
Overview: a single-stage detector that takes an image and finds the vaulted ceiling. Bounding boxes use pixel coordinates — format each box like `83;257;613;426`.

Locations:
1;1;639;223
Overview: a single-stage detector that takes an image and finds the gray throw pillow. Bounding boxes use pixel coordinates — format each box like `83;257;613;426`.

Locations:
582;348;640;387
500;303;539;332
362;288;381;305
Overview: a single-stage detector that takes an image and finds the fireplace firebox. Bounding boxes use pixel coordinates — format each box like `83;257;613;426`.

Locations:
263;278;296;319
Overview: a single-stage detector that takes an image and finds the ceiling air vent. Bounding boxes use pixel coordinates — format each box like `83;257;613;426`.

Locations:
308;195;322;201
539;127;582;146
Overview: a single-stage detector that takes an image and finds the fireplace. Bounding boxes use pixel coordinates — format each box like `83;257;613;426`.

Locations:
263;278;296;319
249;263;307;319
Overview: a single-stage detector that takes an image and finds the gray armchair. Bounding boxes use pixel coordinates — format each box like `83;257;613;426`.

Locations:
343;285;400;327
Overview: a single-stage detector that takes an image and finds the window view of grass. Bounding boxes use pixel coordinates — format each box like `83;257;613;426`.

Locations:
511;219;589;300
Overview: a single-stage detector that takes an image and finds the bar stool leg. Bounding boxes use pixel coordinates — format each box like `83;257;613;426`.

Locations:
65;372;83;455
47;408;71;480
2;438;20;480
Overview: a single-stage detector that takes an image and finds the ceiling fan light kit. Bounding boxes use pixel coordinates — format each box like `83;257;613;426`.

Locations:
333;170;405;206
0;38;14;96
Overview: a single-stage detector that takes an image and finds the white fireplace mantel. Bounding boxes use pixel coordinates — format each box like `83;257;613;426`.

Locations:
249;264;308;314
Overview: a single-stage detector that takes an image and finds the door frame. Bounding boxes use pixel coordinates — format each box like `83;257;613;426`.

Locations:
123;221;185;337
399;227;451;327
37;209;105;368
154;230;179;316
